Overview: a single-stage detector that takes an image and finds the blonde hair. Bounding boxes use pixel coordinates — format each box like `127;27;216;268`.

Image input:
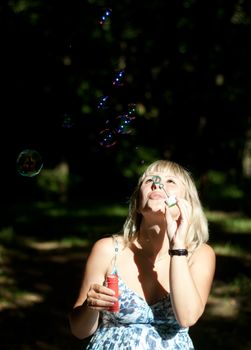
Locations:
122;160;209;252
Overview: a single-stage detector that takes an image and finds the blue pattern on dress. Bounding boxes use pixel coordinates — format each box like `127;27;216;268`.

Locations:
86;275;194;349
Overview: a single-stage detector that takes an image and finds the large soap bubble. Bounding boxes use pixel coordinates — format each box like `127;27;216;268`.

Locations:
16;149;43;177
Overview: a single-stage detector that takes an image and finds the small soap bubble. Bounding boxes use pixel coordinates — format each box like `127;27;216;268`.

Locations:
127;103;137;120
62;113;74;128
17;149;43;177
64;38;72;51
99;8;112;25
97;95;109;110
112;68;125;87
114;114;132;134
98;128;117;148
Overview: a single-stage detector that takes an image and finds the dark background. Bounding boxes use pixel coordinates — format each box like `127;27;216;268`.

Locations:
1;0;251;349
2;0;251;202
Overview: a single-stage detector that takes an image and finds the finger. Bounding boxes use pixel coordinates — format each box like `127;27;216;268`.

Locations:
164;205;174;226
87;297;117;310
95;290;117;303
87;286;117;303
176;199;191;222
91;283;116;296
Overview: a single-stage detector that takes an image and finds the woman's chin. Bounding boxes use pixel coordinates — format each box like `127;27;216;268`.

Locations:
146;200;166;213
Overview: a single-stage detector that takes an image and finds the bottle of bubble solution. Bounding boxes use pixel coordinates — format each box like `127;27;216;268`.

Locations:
106;274;119;312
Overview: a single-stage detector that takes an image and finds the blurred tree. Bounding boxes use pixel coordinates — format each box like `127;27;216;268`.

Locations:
2;0;251;201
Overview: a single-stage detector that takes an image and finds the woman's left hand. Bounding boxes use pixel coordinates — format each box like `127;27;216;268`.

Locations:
165;198;192;247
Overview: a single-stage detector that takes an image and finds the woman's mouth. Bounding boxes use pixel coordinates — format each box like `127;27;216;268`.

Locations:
148;192;165;200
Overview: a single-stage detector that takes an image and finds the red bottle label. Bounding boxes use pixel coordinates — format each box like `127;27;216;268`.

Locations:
106;274;119;312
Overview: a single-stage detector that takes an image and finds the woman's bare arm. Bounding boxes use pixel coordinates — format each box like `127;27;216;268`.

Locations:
69;237;118;339
170;243;216;327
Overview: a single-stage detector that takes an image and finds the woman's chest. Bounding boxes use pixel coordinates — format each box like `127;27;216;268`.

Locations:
116;250;170;304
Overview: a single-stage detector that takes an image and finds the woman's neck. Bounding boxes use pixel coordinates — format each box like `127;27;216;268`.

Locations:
136;219;170;260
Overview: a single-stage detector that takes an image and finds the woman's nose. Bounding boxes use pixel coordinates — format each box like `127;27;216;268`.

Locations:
151;182;157;190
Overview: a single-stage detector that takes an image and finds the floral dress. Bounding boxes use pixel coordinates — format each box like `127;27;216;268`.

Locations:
86;237;194;350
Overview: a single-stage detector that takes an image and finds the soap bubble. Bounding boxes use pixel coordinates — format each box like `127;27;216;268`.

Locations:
99;8;112;25
62;113;74;128
98;128;117;148
112;68;125;87
97;95;109;110
17;149;43;177
127;103;137;119
114;114;132;134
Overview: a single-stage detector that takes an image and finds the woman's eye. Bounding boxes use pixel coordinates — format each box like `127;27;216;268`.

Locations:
167;179;175;184
145;178;153;183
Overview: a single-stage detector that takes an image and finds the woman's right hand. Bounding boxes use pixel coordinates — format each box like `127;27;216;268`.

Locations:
165;198;191;247
86;283;118;310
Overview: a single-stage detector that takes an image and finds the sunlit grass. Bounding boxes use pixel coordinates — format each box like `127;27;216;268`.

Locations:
0;289;44;310
212;242;248;257
207;273;251;319
0;267;45;310
213;274;251;298
206;210;251;233
207;293;239;318
34;201;128;218
27;237;90;250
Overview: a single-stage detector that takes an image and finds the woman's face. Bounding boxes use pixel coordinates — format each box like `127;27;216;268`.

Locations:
138;171;186;217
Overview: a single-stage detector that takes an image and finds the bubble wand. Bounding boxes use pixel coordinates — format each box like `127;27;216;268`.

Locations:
151;175;177;207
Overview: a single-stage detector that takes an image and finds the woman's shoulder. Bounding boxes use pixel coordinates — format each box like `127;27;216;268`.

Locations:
90;234;125;255
201;242;215;255
196;242;215;256
189;242;215;265
86;236;118;273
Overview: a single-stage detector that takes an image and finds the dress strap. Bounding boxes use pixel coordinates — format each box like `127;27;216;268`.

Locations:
111;234;119;275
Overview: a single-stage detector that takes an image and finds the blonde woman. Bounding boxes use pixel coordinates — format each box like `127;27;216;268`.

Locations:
69;160;216;349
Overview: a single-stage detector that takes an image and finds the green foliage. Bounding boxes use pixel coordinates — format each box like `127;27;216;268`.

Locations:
201;170;245;210
116;141;161;179
35;162;81;201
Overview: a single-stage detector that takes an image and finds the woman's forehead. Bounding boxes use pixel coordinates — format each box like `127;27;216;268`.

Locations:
144;171;176;178
143;172;183;184
142;172;186;189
